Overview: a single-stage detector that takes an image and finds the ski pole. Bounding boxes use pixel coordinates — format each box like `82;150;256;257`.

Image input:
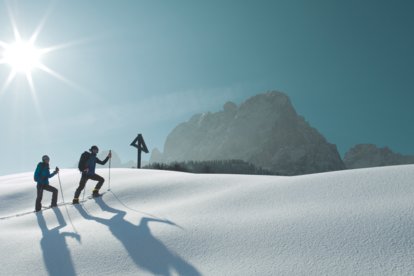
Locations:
58;169;78;233
57;170;65;203
108;150;111;191
82;187;86;201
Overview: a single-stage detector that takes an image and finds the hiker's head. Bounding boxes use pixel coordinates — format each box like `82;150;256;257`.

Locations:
90;145;99;154
42;155;50;164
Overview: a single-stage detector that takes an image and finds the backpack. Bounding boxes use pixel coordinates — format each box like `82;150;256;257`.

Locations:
78;151;91;172
34;162;45;182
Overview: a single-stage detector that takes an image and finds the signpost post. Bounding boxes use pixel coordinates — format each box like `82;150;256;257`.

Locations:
130;134;149;168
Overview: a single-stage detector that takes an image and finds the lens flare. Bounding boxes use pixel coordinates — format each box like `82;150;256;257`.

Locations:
3;41;41;73
0;4;81;95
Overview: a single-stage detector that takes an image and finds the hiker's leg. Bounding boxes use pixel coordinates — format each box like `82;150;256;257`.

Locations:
91;174;105;191
74;174;88;199
35;184;43;211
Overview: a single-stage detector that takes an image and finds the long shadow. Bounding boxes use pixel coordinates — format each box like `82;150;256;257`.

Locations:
75;198;201;275
36;208;81;276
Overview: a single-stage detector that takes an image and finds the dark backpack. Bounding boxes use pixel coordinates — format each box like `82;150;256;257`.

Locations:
78;152;91;172
34;162;46;182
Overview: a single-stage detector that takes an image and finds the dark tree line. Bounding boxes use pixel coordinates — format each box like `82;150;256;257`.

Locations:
144;160;274;175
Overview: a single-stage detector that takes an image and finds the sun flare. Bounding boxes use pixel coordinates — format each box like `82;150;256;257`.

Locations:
0;5;79;96
2;41;42;73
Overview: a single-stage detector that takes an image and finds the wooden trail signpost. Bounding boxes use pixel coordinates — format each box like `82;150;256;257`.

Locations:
130;134;149;168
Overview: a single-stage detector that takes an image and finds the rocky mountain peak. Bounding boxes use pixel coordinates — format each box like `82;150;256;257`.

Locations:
344;144;414;169
151;91;345;175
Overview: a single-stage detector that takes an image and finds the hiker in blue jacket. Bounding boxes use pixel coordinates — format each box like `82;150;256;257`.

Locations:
72;145;111;204
34;155;59;212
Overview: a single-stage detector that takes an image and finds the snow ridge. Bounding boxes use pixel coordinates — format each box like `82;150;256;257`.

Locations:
1;166;414;275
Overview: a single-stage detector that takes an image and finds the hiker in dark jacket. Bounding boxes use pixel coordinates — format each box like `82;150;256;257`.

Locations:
34;155;59;212
72;145;111;204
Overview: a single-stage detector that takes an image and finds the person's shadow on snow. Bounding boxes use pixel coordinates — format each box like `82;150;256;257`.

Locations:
36;208;81;276
75;198;200;276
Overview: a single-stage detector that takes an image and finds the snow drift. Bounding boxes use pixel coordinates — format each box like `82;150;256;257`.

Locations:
1;165;414;275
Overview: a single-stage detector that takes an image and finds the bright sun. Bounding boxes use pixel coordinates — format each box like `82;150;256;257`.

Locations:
0;5;77;96
3;41;42;73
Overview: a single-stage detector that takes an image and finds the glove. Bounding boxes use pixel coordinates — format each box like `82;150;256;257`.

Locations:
54;167;59;173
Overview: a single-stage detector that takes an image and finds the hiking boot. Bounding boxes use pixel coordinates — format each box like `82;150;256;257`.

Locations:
50;203;57;208
92;189;101;198
72;198;79;204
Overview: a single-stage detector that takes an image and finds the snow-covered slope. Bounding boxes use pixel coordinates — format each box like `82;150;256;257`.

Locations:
1;166;414;275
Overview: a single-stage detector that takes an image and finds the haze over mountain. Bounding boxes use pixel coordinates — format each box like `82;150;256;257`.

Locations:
344;144;414;169
151;91;345;175
98;150;136;168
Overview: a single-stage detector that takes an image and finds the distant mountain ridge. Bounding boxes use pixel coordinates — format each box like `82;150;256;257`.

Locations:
344;144;414;169
150;91;345;175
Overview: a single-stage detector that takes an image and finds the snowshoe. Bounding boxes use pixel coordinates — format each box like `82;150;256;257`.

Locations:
92;189;102;198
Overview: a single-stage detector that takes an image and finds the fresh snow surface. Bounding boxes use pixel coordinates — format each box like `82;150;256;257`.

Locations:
1;166;414;275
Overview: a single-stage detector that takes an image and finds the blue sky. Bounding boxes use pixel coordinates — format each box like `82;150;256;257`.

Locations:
0;0;413;175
